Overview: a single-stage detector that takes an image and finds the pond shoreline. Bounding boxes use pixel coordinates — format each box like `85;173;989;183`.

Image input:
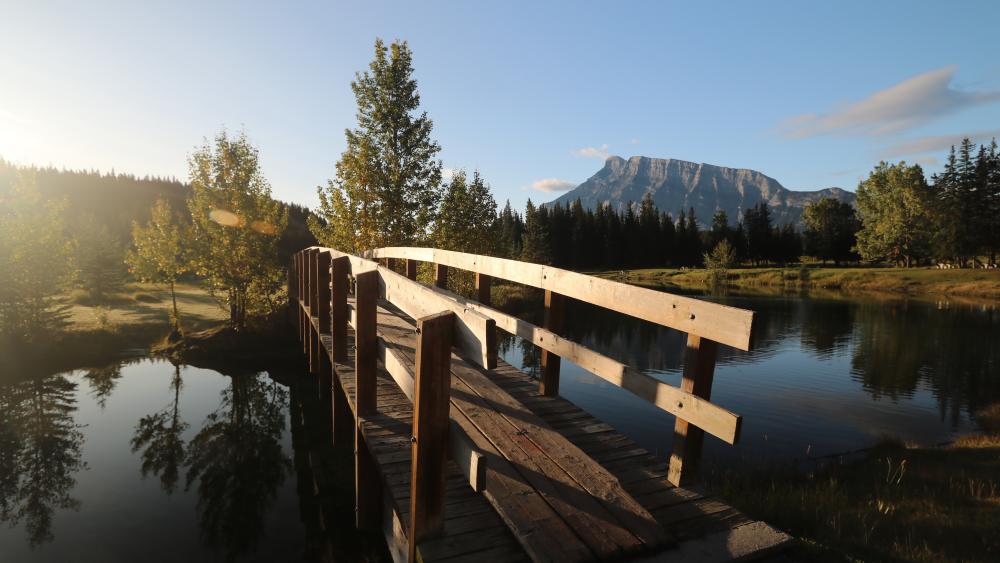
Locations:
599;266;1000;299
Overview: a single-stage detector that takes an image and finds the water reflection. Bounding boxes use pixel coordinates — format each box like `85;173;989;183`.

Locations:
0;374;86;547
130;364;187;494
183;371;292;560
500;289;1000;460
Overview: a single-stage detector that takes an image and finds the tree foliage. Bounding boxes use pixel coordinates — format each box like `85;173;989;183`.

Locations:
127;199;189;329
0;172;74;340
74;214;127;300
855;162;932;266
187;131;288;329
433;170;498;254
802;197;860;265
311;39;442;252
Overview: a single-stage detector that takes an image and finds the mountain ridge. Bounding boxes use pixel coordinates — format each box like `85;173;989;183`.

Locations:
547;155;854;226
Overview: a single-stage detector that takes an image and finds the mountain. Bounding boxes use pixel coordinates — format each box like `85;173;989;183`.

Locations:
547;156;854;227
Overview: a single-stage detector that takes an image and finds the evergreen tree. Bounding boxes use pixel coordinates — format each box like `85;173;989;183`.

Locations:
433;170;498;255
127;199;190;331
187;130;288;329
742;203;774;266
497;200;523;258
310;39;442;252
75;214;127;300
802;197;860;265
0;172;74;340
521;199;551;264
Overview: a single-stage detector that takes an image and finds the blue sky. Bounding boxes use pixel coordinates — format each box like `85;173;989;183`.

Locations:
2;0;999;211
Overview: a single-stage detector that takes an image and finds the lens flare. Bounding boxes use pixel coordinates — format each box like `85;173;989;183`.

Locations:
209;208;241;227
250;220;279;235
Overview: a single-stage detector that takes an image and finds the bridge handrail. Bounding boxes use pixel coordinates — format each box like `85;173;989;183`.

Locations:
370;247;755;351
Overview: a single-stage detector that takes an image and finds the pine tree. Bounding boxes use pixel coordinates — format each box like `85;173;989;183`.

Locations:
75;214;127;301
521;199;551;265
433;170;498;255
802;197;860;265
310;39;442;252
497;200;523;258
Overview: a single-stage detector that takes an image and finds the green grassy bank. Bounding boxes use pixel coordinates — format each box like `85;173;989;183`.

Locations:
605;266;1000;298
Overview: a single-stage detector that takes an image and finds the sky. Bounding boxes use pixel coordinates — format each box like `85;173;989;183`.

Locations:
2;0;999;211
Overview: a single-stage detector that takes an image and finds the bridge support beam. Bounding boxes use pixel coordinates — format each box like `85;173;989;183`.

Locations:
355;270;381;530
408;311;455;561
667;334;719;486
539;290;565;397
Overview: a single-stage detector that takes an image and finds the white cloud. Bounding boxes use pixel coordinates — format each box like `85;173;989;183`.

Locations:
573;143;610;159
530;178;576;193
780;66;1000;138
878;128;1000;158
915;156;939;167
441;167;458;181
629;138;640;144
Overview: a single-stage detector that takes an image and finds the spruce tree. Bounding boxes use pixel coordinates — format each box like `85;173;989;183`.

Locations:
521;199;552;265
311;39;442;252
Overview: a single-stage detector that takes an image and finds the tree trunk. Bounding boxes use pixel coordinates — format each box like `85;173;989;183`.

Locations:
170;280;180;331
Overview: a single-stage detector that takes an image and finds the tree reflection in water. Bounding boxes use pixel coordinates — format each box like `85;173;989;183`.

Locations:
83;362;123;410
183;372;292;561
0;374;86;547
130;364;188;493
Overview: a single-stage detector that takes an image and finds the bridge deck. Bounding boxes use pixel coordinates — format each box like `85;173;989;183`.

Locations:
306;304;791;562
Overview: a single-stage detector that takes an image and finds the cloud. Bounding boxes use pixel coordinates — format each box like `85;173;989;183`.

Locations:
630;138;641;145
530;178;576;193
573;144;610;159
915;156;939;167
780;66;1000;138
878;128;1000;158
441;167;458;181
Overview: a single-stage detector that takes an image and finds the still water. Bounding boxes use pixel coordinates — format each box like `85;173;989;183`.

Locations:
500;289;1000;465
1;290;997;559
0;360;368;562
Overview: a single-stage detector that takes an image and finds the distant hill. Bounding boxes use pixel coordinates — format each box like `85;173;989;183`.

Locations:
0;159;316;260
547;156;854;226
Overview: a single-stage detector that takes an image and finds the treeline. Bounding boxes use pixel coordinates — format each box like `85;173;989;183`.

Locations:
492;195;805;270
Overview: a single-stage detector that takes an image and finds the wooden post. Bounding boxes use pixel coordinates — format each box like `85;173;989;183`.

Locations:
667;334;719;486
539;290;565;396
408;311;455;561
386;257;397;273
433;263;448;290
330;256;349;362
354;269;380;529
287;257;296;325
296;252;304;341
309;249;321;374
317;251;331;334
405;259;418;281
475;273;492;305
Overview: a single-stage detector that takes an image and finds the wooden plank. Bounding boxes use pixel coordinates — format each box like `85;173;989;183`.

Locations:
409;311;455;562
668;334;719;487
371;247;755;351
429;286;742;444
375;316;594;562
356;430;381;530
320;247;496;370
355;271;378;416
434;263;448;289
330;256;349;362
317;251;331;332
539;290;565;397
475;272;492;305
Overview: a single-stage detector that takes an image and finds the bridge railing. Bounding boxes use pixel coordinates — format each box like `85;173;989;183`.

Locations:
289;245;756;558
369;247;756;486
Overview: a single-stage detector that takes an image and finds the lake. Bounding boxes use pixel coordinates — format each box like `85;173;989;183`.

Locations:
500;289;1000;465
1;289;997;560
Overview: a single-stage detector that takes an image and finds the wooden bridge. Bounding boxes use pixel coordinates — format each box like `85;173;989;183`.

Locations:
288;246;792;562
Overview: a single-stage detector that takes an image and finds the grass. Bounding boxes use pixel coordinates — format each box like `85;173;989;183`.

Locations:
707;427;1000;562
1;282;228;380
605;266;1000;298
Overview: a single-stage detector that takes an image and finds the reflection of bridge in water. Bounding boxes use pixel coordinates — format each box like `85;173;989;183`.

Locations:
290;246;792;562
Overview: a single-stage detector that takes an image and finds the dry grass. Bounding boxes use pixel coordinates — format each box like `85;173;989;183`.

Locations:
64;282;226;333
606;266;1000;298
708;430;1000;562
